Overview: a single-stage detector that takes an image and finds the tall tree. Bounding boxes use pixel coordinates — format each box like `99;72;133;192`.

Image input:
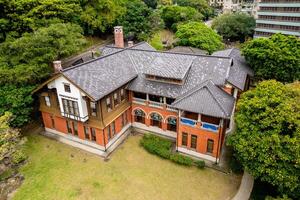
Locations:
161;5;203;31
242;34;300;83
0;23;86;126
227;80;300;199
175;21;224;54
212;12;255;42
118;0;163;41
174;0;214;20
80;0;126;35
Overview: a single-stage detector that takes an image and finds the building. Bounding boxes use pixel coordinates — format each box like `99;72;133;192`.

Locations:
254;0;300;37
34;26;253;163
210;0;258;15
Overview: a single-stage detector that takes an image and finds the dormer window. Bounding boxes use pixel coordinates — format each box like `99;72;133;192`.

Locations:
90;101;97;116
44;96;51;107
106;97;112;112
120;89;125;101
64;84;71;93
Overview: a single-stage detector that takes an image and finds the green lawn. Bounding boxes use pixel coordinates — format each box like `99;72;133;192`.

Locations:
13;134;241;200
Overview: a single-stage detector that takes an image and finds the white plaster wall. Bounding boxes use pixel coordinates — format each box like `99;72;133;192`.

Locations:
47;76;89;122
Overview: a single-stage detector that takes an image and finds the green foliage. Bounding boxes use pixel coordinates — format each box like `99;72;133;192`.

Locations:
12;149;27;164
118;0;163;41
0;168;14;181
140;134;172;159
143;0;158;8
174;0;214;20
0;85;34;127
227;80;300;198
0;23;86;127
0;112;21;161
265;195;292;200
242;34;300;83
229;154;243;174
194;160;205;169
212;12;255;42
161;5;203;31
149;32;164;50
170;154;193;166
0;0;82;39
80;0;126;35
175;22;224;54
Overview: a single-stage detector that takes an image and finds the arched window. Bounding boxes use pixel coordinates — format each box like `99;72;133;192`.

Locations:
150;113;163;128
134;109;146;124
167;117;177;132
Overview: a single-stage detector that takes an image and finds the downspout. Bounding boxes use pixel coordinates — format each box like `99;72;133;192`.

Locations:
216;119;223;164
99;101;107;152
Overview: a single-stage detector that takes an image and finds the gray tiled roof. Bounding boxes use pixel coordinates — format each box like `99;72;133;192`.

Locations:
171;80;235;119
62;51;137;100
61;44;248;118
213;49;254;90
168;46;208;55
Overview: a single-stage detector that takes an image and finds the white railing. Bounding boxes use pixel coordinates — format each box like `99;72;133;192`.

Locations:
133;97;146;105
166;105;178;112
149;101;163;108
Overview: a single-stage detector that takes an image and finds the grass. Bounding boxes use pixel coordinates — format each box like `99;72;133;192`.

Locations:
13;134;241;200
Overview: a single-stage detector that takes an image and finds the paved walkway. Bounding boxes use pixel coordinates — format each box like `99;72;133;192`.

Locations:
231;171;254;200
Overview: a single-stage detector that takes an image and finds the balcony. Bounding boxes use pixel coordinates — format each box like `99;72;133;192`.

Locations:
132;97;146;105
166;105;178;112
201;122;219;133
61;112;89;122
180;117;197;127
149;101;164;108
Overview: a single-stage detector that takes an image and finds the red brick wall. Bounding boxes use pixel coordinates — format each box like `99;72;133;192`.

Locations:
177;122;223;158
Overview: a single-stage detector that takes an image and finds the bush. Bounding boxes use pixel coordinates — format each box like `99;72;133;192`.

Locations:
12;150;27;165
195;160;205;169
140;134;172;159
229;155;243;174
0;169;14;181
170;154;193;166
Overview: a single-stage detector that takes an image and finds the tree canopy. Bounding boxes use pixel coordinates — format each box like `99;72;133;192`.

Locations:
118;0;164;40
161;5;203;31
227;80;300;199
175;21;224;54
0;23;86;126
174;0;214;20
212;12;255;42
242;34;300;83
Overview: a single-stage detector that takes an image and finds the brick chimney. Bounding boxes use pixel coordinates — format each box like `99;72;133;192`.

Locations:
114;26;124;48
53;60;62;73
128;41;134;47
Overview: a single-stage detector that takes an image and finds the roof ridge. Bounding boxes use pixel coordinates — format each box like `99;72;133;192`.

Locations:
206;83;231;117
172;80;212;105
126;47;232;59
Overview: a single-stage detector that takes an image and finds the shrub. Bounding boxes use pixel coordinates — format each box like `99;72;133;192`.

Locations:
0;169;14;181
170;154;193;166
140;134;172;159
195;160;205;169
12;150;27;165
229;155;243;174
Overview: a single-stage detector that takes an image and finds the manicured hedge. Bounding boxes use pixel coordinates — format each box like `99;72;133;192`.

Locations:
195;160;205;169
170;154;193;166
140;134;206;169
140;134;172;159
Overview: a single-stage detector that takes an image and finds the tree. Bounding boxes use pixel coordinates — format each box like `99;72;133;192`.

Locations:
161;5;203;31
0;112;20;163
0;23;86;85
118;0;163;41
80;0;126;35
174;0;214;20
143;0;158;8
0;23;86;126
175;21;224;54
242;34;300;83
0;0;82;39
212;12;255;42
227;80;300;199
